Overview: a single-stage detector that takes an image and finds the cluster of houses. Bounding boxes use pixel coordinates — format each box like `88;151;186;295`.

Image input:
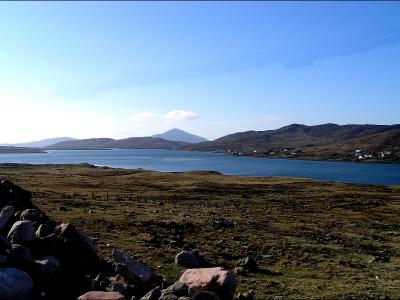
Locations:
215;148;297;157
354;149;392;160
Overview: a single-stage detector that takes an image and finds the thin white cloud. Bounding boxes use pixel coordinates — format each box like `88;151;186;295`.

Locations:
165;110;201;121
130;110;201;123
130;112;158;122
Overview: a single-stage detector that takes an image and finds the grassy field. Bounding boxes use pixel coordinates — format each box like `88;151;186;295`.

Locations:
0;163;399;299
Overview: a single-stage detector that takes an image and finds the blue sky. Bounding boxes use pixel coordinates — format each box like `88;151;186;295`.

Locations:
0;2;399;142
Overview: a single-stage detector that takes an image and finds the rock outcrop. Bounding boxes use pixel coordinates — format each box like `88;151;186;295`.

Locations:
0;179;238;300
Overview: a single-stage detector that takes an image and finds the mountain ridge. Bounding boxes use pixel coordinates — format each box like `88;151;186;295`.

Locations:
46;137;189;150
44;123;400;162
184;123;400;162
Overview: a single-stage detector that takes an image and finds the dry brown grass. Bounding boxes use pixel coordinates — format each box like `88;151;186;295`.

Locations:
1;163;399;299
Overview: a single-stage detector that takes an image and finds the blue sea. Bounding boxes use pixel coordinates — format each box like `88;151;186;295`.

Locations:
0;149;399;185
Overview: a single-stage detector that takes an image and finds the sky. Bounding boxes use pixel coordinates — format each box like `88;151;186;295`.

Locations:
0;1;399;143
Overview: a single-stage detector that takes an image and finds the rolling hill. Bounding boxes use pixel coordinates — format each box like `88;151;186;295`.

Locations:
46;137;189;150
45;124;400;162
185;123;400;162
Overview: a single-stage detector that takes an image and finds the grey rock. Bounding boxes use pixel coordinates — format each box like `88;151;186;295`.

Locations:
0;268;34;300
20;208;42;222
188;289;220;300
7;220;35;243
35;224;54;238
0;206;14;231
140;287;162;300
159;293;178;300
163;281;189;297
35;255;61;275
56;223;97;256
0;234;12;253
112;248;153;283
175;251;199;268
10;244;34;267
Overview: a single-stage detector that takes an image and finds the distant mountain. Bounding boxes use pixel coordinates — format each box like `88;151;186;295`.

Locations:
185;123;400;162
152;128;208;143
2;137;76;148
46;137;189;150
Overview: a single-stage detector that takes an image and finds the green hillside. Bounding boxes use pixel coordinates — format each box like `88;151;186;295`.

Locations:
186;124;400;162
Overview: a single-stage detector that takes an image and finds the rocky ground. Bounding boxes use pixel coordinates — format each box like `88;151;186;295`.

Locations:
0;177;238;300
0;163;399;299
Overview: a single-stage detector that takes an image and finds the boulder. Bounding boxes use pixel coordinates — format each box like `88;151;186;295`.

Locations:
7;220;35;243
10;244;34;267
188;289;220;300
175;251;199;268
35;255;61;275
20;208;42;222
112;248;154;283
159;294;178;300
0;234;12;253
77;291;125;300
0;206;14;231
179;267;236;300
0;268;34;300
140;287;162;300
36;223;54;238
163;281;189;297
55;223;96;257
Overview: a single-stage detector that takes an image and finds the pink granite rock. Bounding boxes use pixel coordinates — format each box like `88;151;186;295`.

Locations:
77;291;125;300
179;267;236;299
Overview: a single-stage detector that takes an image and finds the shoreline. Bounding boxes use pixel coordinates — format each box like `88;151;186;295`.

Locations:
32;147;400;164
0;162;398;187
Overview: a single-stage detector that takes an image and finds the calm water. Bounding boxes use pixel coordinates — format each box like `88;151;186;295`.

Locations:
0;149;399;185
